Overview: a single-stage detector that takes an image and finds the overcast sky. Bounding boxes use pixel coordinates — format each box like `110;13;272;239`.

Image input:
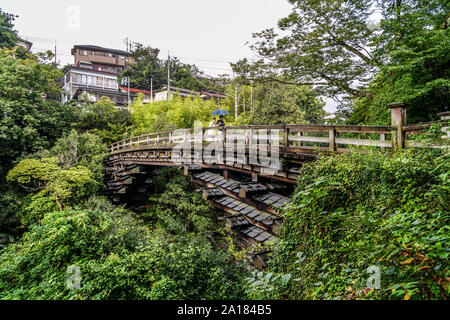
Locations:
1;0;337;112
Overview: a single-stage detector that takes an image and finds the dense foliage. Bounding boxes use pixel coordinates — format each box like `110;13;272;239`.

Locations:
71;97;131;145
0;48;75;176
0;197;246;299
247;148;449;300
0;5;448;301
234;0;449;124
142;168;216;235
6;157;94;224
227;82;325;125
44;130;109;184
0;9;17;49
129;94;219;134
350;4;450;124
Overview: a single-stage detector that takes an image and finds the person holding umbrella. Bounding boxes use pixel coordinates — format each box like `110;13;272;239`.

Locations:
216;115;225;127
210;109;229;141
211;109;229;127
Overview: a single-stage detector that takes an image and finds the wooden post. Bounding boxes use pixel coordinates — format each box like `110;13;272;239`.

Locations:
283;127;288;149
437;112;450;141
380;133;386;153
387;102;408;150
223;169;229;181
329;129;337;152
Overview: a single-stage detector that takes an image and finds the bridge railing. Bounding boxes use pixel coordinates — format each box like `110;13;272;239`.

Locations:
109;125;448;155
109;106;449;154
109;124;399;153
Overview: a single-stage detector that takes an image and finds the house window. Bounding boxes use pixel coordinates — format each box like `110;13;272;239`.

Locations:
75;74;87;84
87;76;96;86
105;78;116;88
80;50;88;56
80;63;93;70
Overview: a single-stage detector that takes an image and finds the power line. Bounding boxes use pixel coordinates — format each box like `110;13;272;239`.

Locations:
23;34;237;62
175;56;233;64
196;65;232;72
28;40;234;75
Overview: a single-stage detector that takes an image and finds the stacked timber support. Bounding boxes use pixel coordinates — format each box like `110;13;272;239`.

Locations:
187;168;291;268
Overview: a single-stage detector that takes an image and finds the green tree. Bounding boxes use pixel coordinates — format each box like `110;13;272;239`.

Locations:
72;97;131;144
143;168;215;234
234;0;450;124
6;157;96;224
121;44;166;91
0;48;72;176
129;94;216;134
0;200;247;299
228;82;325;125
232;0;378;99
121;43;223;93
44;130;108;184
165;56;210;92
349;1;450;124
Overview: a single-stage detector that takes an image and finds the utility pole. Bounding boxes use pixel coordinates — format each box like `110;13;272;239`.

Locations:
250;84;253;111
54;40;57;65
127;77;130;109
150;77;153;103
124;37;130;52
242;88;246;113
167;51;171;101
234;86;238;119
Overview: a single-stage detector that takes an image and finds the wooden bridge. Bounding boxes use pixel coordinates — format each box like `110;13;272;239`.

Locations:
104;105;448;268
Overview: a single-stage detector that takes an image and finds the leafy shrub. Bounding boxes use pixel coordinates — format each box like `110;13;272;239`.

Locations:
72;97;131;145
143;168;215;235
0;205;247;300
6;157;97;224
45;130;109;184
249;148;449;300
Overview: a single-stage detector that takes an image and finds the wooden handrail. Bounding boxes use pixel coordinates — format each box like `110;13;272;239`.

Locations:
108;123;402;154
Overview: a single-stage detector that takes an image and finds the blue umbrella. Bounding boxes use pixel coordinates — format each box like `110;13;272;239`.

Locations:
211;109;230;116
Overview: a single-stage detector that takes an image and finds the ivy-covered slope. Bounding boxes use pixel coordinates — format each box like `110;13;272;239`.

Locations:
247;148;449;300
